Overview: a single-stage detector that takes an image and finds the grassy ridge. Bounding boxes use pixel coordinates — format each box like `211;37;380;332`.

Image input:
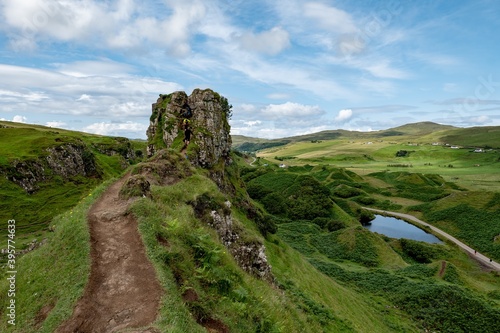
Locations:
0;122;146;245
130;162;423;332
254;123;500;192
0;178;114;333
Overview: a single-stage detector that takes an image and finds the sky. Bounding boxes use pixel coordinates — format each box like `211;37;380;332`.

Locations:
0;0;499;139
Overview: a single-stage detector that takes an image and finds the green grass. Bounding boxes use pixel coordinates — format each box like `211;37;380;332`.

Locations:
0;178;114;333
255;127;500;192
132;174;339;332
0;122;144;244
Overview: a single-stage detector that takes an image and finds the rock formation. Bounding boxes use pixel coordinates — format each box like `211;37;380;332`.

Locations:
2;139;136;194
190;194;275;284
146;89;232;168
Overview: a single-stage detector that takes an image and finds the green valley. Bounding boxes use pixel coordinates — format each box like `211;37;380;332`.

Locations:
1;108;499;332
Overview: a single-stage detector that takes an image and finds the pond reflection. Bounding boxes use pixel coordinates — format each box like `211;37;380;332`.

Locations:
364;215;443;244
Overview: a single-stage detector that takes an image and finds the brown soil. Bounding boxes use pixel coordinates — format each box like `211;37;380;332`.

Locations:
56;175;162;333
35;302;56;328
439;260;447;277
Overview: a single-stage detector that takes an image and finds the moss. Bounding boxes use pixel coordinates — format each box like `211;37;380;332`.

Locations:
151;113;167;150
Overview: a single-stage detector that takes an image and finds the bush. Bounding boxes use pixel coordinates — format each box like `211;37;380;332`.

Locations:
332;184;363;198
246;183;272;200
358;210;375;226
400;238;438;264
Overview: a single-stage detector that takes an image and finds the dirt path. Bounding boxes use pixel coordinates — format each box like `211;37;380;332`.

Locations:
56;176;162;333
364;208;500;271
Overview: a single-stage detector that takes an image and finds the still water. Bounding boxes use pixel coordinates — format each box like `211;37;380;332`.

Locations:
364;215;443;244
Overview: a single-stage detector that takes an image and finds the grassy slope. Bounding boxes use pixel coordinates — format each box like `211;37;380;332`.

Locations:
0;153;422;333
2;120;499;332
255;124;500;192
243;162;500;332
0;121;146;247
130;160;420;332
0;178;114;333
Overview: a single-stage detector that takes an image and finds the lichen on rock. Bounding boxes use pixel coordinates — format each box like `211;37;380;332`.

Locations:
146;89;232;169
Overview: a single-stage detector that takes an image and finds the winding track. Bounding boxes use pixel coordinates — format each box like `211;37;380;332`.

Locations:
56;176;162;333
363;207;500;271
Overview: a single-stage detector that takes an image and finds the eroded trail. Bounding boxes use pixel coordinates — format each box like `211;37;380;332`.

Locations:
56;176;162;333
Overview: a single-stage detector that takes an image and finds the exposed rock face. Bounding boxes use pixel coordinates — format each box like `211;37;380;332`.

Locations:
7;160;47;194
191;195;275;284
46;144;100;179
146;89;232;169
4;143;101;194
209;209;274;283
2;137;138;194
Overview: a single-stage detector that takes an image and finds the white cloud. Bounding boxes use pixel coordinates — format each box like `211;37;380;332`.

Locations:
266;93;290;100
13;115;27;123
363;61;409;79
228;54;355;100
239;27;290;55
46;121;67;128
53;59;134;77
1;0;207;56
304;2;358;34
0;63;183;118
239;104;258;113
77;94;92;101
335;109;353;122
469;115;490;124
83;121;148;136
0;89;48;101
244;120;261;126
262;102;324;120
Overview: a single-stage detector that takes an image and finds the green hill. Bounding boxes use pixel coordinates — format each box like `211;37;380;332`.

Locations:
232;122;458;152
1;114;499;332
0;121;145;242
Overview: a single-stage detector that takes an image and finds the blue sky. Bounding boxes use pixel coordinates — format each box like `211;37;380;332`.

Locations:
1;0;499;139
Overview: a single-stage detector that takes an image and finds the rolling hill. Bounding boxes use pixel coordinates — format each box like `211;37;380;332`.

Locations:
1;113;499;332
0;120;146;242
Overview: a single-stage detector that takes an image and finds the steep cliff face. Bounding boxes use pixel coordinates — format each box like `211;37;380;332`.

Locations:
146;89;232;168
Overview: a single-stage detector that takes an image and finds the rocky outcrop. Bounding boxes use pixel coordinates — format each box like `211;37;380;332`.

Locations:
209;209;274;282
46;144;100;179
191;194;275;284
91;137;136;160
146;89;232;169
4;142;101;193
2;136;140;193
6;160;47;194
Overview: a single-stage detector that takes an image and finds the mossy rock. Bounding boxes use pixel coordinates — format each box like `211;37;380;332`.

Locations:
120;175;151;199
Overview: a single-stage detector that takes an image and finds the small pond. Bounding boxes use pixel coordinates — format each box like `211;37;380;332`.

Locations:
364;215;443;244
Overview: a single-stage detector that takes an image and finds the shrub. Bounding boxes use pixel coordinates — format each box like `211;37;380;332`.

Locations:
400;238;438;264
261;192;287;215
358;210;375;226
246;183;272;200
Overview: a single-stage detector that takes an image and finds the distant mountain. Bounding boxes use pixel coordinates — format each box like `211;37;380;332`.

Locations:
232;122;459;152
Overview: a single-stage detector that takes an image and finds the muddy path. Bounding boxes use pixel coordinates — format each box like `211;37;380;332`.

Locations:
56;176;162;333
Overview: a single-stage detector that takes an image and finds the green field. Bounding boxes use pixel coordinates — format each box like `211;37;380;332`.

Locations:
238;159;500;332
255;129;500;192
1;121;499;332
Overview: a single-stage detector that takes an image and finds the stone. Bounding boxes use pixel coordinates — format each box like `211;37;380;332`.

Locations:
146;89;232;169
